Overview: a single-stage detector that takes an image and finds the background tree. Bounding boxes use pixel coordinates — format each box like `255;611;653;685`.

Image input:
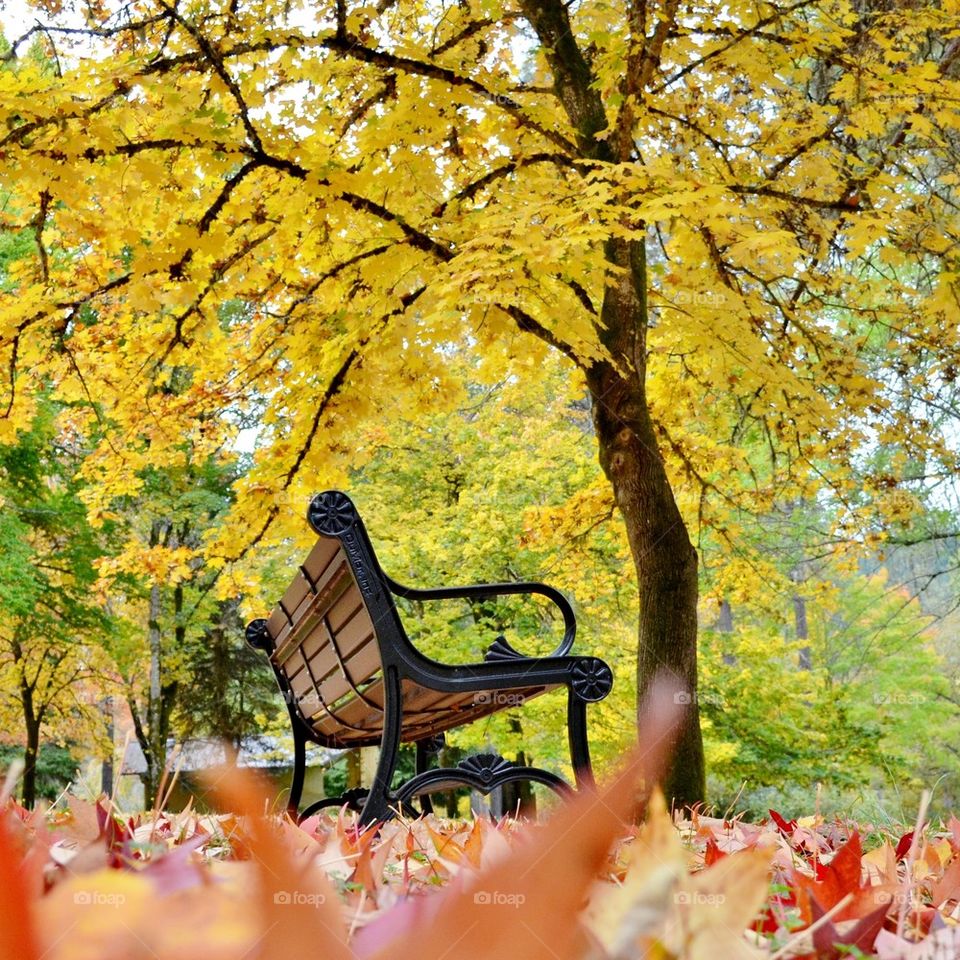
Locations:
100;452;276;804
700;563;960;818
0;62;279;803
0;401;114;806
174;597;277;749
2;0;960;804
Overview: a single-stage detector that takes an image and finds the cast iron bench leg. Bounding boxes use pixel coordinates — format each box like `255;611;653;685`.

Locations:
288;724;307;817
358;665;404;825
567;692;595;789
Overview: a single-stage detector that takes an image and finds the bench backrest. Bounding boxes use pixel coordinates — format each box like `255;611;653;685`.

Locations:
249;491;409;747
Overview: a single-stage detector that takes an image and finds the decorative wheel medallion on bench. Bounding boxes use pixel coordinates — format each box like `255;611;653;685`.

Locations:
246;490;614;826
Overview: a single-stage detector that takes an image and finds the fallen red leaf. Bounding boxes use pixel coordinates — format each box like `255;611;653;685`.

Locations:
769;808;798;836
810;897;889;959
894;830;914;862
704;835;726;866
931;852;960;907
0;809;39;960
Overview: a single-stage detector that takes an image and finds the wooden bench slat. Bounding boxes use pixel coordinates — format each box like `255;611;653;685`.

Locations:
285;633;557;740
277;578;366;665
274;536;341;621
299;617;334;662
401;683;544;717
292;600;376;679
311;679;385;742
399;682;554;735
307;680;556;745
326;581;365;631
317;685;385;732
285;652;382;724
271;546;352;660
318;637;383;705
286;650;317;704
283;605;379;703
302;535;345;580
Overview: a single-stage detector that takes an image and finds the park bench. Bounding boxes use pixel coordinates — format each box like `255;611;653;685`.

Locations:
245;490;614;825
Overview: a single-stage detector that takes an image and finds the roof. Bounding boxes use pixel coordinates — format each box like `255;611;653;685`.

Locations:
120;736;343;775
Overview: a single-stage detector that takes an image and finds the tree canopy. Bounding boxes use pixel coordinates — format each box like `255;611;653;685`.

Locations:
2;0;960;803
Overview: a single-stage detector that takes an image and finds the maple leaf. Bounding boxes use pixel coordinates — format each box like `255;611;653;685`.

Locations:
200;766;353;960
670;850;773;960
586;787;689;954
930;851;960;909
792;831;901;925
768;808;799;837
587;788;771;959
896;830;916;862
704;835;726;866
808;898;890;960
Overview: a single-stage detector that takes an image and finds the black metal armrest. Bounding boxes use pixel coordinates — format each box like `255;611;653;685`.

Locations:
384;574;576;658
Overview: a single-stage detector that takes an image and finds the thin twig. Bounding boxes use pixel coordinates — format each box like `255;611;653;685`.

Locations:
897;789;931;939
768;893;854;960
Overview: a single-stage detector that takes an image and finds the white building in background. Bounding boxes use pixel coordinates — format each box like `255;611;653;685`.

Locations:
78;727;342;812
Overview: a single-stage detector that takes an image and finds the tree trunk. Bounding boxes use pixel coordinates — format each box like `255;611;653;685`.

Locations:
519;0;706;807
718;599;737;665
586;356;704;807
22;717;40;809
346;748;361;790
502;749;537;818
794;595;812;670
147;580;163;806
585;237;704;806
717;600;734;634
100;696;114;797
15;634;41;808
791;560;812;670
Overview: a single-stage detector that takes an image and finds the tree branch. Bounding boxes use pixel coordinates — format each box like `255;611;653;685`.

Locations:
648;0;818;95
228;282;429;561
32;189;51;284
434;152;588;216
156;0;264;153
517;0;610;160
430;15;520;56
504;304;582;368
321;32;577;154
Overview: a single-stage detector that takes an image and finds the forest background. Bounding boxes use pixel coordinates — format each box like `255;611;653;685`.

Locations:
1;0;960;824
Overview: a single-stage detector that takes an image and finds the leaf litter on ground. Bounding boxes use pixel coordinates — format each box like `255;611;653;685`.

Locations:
4;687;960;959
